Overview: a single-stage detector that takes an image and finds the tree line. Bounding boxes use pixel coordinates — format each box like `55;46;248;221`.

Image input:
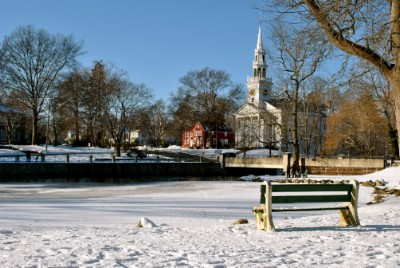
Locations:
0;25;243;156
0;10;399;160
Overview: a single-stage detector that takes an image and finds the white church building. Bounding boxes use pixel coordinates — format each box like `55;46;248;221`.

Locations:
234;26;282;149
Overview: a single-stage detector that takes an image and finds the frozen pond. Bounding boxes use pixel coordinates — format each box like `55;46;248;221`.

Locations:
1;175;399;267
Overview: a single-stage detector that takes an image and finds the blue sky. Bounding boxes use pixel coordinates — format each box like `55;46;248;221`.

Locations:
0;0;267;102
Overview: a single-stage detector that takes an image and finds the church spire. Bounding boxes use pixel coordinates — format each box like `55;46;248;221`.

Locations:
253;23;266;79
256;24;264;53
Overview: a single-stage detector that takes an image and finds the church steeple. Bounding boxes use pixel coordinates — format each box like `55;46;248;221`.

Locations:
253;25;267;79
247;23;272;108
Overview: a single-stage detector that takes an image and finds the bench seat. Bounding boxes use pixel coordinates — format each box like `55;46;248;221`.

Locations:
253;180;360;231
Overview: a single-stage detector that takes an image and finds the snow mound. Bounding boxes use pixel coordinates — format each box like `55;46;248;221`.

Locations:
358;166;400;188
137;217;157;228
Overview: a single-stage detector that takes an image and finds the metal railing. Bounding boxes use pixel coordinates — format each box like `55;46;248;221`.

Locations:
0;152;207;163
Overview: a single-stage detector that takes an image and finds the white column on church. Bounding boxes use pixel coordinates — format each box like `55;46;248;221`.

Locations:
250;115;253;147
257;115;261;148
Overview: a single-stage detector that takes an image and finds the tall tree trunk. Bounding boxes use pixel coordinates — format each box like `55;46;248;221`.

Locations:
389;68;400;156
115;129;123;157
75;119;80;144
52;121;58;146
74;107;80;144
89;120;96;146
293;82;300;172
31;110;39;145
389;0;400;156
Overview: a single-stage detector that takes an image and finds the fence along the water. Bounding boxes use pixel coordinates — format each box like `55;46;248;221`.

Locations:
0;151;206;163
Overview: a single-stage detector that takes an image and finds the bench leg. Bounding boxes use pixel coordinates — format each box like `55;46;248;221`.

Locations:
253;206;265;230
339;180;360;226
339;208;359;226
263;210;275;232
253;205;275;231
349;180;360;225
264;182;275;231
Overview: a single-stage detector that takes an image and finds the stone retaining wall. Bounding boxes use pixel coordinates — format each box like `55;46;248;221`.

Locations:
304;157;385;175
223;155;386;175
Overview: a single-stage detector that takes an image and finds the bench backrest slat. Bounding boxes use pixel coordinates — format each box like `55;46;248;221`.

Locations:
260;183;353;204
270;184;352;192
272;194;351;203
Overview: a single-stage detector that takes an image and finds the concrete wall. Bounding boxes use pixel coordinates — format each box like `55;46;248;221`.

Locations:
0;162;222;181
223;157;283;169
304;157;385;175
223;156;385;175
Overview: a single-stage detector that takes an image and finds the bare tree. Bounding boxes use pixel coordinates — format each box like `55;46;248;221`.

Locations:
168;91;197;144
266;0;400;157
83;62;118;147
299;79;328;157
173;67;242;148
272;22;331;169
1;25;83;144
62;62;119;147
0;48;6;90
57;62;151;151
105;81;152;156
149;100;169;147
57;71;83;145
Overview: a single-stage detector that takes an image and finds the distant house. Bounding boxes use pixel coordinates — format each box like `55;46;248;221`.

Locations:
109;129;144;145
0;102;25;144
182;122;205;149
124;129;144;144
182;122;234;149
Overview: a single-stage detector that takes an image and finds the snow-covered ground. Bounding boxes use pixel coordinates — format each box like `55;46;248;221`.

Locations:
0;144;282;162
0;145;239;162
1;167;400;267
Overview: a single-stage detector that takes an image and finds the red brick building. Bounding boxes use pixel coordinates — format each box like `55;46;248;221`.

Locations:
182;122;235;149
182;122;205;149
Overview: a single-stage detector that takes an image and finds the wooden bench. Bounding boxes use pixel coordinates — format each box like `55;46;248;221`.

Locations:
252;180;360;231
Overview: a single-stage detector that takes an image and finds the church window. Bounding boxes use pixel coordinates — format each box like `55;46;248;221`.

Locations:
262;55;265;62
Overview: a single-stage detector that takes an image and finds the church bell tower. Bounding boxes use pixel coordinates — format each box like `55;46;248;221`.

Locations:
247;25;272;108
